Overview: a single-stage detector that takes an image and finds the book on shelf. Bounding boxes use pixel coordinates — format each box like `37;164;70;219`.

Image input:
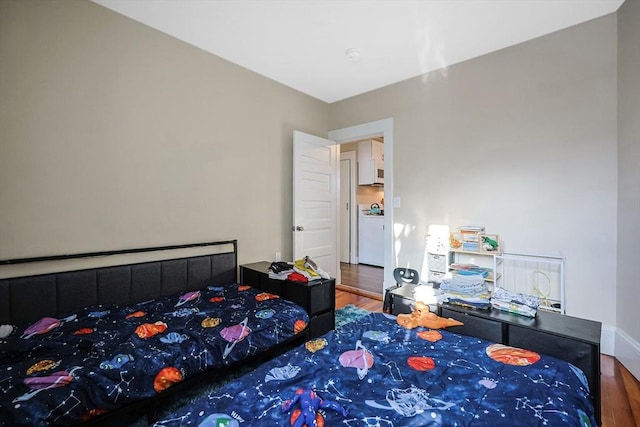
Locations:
449;263;492;279
462;234;480;242
462;242;479;251
458;225;485;233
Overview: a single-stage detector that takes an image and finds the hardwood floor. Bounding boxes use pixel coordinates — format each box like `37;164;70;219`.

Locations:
600;353;640;427
336;264;640;427
336;287;383;311
339;262;384;297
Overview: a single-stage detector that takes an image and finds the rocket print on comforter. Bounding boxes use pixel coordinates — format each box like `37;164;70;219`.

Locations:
153;312;596;427
0;284;309;426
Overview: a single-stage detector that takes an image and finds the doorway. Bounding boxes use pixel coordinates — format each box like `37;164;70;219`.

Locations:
329;118;394;298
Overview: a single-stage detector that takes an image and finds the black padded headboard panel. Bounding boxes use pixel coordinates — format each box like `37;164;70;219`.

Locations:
0;241;237;324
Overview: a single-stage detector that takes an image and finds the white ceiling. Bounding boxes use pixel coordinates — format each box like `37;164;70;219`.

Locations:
92;0;624;103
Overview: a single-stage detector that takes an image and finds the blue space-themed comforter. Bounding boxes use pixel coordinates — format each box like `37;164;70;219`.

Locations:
0;284;309;426
153;312;596;427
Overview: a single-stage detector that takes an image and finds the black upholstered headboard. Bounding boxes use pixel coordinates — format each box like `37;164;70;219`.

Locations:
0;240;237;325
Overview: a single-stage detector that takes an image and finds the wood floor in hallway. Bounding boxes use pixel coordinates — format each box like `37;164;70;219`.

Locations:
338;262;384;301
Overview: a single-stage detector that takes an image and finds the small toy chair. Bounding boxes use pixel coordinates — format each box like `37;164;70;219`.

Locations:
383;268;420;313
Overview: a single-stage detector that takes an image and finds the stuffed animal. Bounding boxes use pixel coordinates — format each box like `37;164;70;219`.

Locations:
282;388;347;427
482;235;499;251
396;302;464;329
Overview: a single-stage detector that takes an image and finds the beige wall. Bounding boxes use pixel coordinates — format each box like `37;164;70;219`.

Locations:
330;15;619;326
617;0;640;377
0;0;329;268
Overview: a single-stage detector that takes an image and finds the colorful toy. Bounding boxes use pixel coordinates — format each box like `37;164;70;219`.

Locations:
282;388;347;427
449;234;462;249
482;235;499;251
396;302;464;329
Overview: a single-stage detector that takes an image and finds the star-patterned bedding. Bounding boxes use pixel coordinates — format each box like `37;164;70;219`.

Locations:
153;312;596;427
0;284;309;426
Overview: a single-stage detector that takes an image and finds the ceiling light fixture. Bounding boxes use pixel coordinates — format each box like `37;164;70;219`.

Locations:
345;48;362;62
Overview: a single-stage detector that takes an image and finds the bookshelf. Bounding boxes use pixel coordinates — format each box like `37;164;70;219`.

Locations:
448;227;501;285
426;226;502;286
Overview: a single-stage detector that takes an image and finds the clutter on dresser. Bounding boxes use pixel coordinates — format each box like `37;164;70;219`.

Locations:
438;272;491;310
268;256;330;283
490;286;541;317
428;224;566;315
494;253;565;314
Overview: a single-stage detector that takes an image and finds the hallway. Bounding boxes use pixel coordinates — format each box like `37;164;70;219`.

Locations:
339;262;384;300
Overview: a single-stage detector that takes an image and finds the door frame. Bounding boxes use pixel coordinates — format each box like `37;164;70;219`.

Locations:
329;118;394;294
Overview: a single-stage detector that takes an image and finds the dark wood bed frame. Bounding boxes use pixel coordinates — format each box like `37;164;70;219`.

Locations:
0;240;307;425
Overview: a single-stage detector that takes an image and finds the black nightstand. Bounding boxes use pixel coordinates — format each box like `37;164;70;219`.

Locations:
239;262;336;339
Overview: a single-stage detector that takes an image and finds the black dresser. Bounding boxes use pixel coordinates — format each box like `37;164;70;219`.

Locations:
438;303;602;425
239;262;336;339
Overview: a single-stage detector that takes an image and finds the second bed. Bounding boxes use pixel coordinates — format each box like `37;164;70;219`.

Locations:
152;311;596;426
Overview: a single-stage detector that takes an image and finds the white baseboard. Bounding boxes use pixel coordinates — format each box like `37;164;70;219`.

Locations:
615;327;640;382
600;325;616;356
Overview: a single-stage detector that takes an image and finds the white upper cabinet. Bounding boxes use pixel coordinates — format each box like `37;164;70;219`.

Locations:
358;140;384;186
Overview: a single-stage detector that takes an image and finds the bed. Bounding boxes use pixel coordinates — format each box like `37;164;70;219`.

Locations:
0;241;310;426
152;311;597;427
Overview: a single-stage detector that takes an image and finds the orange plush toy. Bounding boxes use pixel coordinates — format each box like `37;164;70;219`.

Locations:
396;302;464;329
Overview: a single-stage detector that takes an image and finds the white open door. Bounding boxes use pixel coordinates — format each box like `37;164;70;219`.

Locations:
293;130;339;280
